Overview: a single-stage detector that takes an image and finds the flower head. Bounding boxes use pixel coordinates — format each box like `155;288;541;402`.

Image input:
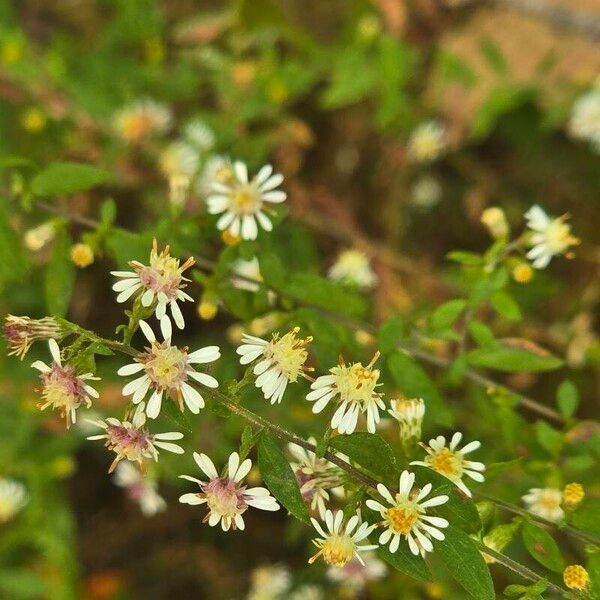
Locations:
207;161;287;240
563;565;590;592
0;478;28;523
24;221;55;252
389;398;425;444
481;207;509;239
159;141;199;178
309;510;377;567
4;315;62;360
231;257;263;292
70;243;94;268
31;339;99;428
328;250;377;290
112;239;195;329
183;119;215;151
87;404;184;473
407;121;446;162
326;552;387;592
236;328;312;404
522;487;564;522
113;98;172;143
568;88;600;152
307;354;385;434
113;462;166;517
525;205;579;269
246;564;290;600
197;155;234;198
411;176;442;210
179;451;279;531
366;470;449;556
563;482;584;508
410;432;485;498
118;319;220;419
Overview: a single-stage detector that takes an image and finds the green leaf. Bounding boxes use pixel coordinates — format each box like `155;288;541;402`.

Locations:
571;499;600;536
239;425;263;460
257;433;310;524
321;49;375;109
378;316;405;354
479;38;508;76
466;347;563;372
468;321;496;348
31;162;111;197
386;350;452;426
106;228;153;267
522;521;565;572
446;251;483;266
556;380;578;419
436;526;495;600
534;421;563;457
491;291;521;321
430;299;467;330
0;198;28;289
378;544;430;582
329;432;399;483
258;250;286;289
45;228;75;317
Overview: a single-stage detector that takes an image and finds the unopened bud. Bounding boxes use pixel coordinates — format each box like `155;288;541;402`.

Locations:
388;398;425;446
563;565;589;591
4;315;63;359
512;262;533;284
481;207;509;239
563;482;584;508
24;222;55;252
70;243;94;268
198;299;218;321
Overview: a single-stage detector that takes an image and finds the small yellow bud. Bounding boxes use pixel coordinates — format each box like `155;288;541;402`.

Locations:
70;243;94;268
563;565;589;591
512;262;534;284
268;81;289;104
21;107;46;133
221;230;241;246
563;482;585;508
198;300;218;320
481;207;509;239
354;329;375;346
50;456;76;478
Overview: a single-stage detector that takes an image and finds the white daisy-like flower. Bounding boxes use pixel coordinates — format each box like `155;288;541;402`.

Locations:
197;155;234;198
326;552;387;592
236;328;312;404
31;339;99;428
407;120;447;163
328;249;377;290
308;509;377;567
207;161;287;240
159;141;199;178
568;88;600;152
179;451;280;531
113;462;166;517
118;318;220;419
410;432;485;498
111;239;195;329
184;119;215;151
522;488;564;523
231;257;263;292
0;478;28;523
307;354;385;435
388;398;425;444
86;403;184;473
246;564;291;600
366;470;449;557
23;221;55;252
113;97;172;143
288;437;345;518
525;205;579;269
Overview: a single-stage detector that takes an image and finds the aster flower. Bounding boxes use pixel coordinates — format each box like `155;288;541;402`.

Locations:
118;319;220;419
328;249;377;290
179;451;279;531
207;161;287;240
522;488;564;523
410;176;442;210
4;315;62;360
231;257;263;292
111;239;195;329
388;398;425;444
308;510;377;567
407;120;446;163
159;141;199;179
307;354;385;435
0;478;28;523
184;119;215;151
113;462;167;517
288;437;345;518
113;98;172;143
197;155;234;198
326;552;387;592
568;88;600;152
31;339;99;428
366;470;449;557
410;432;485;498
86;403;184;473
236;328;312;404
23;221;55;252
525;205;579;269
246;564;291;600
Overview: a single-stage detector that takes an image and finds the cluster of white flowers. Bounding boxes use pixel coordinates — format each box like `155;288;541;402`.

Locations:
568;86;600;153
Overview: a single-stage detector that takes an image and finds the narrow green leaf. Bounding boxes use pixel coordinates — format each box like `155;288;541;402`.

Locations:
430;299;467;330
446;251;483;266
491;291;521;321
522;521;565;572
45;229;75;317
468;321;496;348
466;348;563;372
556;380;578;419
31;162;110;197
257;433;310;524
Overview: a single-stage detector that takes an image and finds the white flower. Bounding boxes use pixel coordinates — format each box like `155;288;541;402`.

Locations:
307;354;385;435
87;403;184;473
308;509;377;567
24;221;55;252
288;437;345;518
525;205;579;269
231;257;262;292
179;451;279;531
184;119;215;151
31;339;99;428
568;88;600;152
236;328;312;404
328;250;377;290
0;479;28;523
207;161;287;240
113;462;166;517
159;141;199;178
388;398;425;443
246;564;290;600
407;120;446;162
118;318;220;419
410;432;485;498
197;155;234;198
410;176;442;210
366;470;449;557
326;552;387;591
111;239;195;329
522;488;564;523
113;98;172;143
289;585;323;600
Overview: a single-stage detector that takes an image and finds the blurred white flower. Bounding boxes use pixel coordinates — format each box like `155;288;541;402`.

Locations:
197;155;234;198
231;257;263;292
410;175;442;210
184;119;215;151
328;250;377;290
327;552;387;592
388;398;425;444
568;88;600;152
113;462;166;517
113;98;172;143
246;564;290;600
289;585;324;600
407;120;446;162
159;141;199;178
0;478;28;523
24;221;55;252
522;488;564;523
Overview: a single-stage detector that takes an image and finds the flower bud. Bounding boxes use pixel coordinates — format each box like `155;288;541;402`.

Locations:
481;207;509;239
4;315;63;359
563;482;584;508
198;299;218;320
24;222;55;252
512;261;533;284
70;243;94;268
563;565;590;591
388;398;425;446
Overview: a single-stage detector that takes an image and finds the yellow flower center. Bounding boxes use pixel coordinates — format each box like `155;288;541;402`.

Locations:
428;447;462;479
144;345;187;389
563;482;584;507
332;359;380;406
545;218;579;254
387;504;419;535
232;185;261;215
268;328;311;381
563;565;590;591
320;535;356;567
539;494;561;510
121;114;153;141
